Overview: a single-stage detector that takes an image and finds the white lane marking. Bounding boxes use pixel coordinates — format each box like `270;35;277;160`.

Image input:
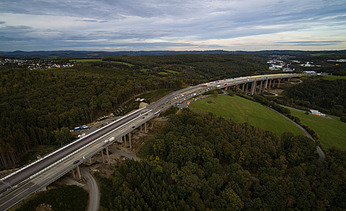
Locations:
0;107;146;181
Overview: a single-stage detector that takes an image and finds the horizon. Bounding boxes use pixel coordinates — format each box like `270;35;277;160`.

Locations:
1;0;346;51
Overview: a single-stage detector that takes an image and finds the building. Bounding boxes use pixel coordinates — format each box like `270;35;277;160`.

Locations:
310;109;326;117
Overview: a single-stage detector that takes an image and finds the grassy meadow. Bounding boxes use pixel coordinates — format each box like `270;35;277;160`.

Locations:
190;95;304;136
289;109;346;150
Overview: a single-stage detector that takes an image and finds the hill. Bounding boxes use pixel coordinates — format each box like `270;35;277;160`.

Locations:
190;95;304;136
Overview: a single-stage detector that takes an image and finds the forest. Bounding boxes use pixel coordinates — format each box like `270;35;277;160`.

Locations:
0;54;266;169
276;76;346;118
98;110;346;210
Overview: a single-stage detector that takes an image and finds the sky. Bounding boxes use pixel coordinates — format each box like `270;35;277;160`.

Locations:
0;0;346;51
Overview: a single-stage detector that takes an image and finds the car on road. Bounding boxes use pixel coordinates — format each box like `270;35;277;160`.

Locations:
73;160;80;165
132;126;135;128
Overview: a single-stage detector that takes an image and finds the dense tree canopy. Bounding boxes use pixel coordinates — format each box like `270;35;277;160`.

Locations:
278;76;346;117
99;110;346;210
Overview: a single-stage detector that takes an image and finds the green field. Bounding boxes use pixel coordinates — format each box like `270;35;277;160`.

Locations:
70;59;102;62
109;61;134;66
165;69;179;74
289;109;346;150
190;95;304;136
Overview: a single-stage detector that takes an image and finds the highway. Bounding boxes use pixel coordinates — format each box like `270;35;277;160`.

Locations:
0;73;303;210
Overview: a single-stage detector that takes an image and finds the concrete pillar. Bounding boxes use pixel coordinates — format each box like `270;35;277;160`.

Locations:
268;80;272;90
242;84;245;92
144;122;148;133
277;79;281;88
251;81;256;95
128;133;132;149
259;80;263;93
106;147;110;164
245;83;249;94
76;165;81;180
272;80;275;88
72;168;76;178
101;149;105;163
140;125;143;132
264;80;268;89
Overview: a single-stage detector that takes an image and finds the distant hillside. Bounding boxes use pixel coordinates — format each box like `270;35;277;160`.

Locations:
1;50;346;58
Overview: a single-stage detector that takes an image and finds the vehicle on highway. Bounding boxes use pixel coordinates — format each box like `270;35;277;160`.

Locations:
132;126;135;128
73;160;80;165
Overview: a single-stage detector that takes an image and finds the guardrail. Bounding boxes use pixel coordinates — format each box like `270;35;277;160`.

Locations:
0;107;146;183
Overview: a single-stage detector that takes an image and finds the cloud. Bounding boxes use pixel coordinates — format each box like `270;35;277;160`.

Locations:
0;0;346;51
277;41;344;46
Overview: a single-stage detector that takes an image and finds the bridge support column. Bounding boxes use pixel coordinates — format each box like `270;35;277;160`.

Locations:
128;133;132;149
144;122;148;133
268;80;272;90
76;165;81;180
242;84;245;92
72;168;76;178
106;147;110;164
245;83;249;94
277;79;281;88
272;80;276;88
264;79;268;90
258;80;263;93
101;149;105;163
251;81;256;95
140;124;143;132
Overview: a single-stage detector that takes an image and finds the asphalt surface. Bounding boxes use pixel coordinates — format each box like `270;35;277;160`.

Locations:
0;73;305;210
81;168;100;211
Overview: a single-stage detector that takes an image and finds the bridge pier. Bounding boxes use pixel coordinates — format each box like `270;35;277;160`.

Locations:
76;165;81;180
277;79;281;88
241;83;245;92
101;149;105;163
264;79;268;90
128;133;132;149
251;81;256;95
72;166;81;180
245;83;249;94
268;80;272;90
105;147;110;164
259;80;263;93
144;122;148;133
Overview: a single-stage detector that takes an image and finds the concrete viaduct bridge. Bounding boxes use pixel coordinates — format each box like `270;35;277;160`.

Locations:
0;73;305;210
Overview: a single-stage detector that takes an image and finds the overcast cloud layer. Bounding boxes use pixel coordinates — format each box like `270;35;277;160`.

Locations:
1;0;346;51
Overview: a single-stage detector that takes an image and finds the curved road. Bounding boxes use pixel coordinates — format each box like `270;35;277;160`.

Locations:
81;168;100;211
265;106;325;160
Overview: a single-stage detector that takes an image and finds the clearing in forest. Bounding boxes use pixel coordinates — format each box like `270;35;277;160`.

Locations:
190;95;304;136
